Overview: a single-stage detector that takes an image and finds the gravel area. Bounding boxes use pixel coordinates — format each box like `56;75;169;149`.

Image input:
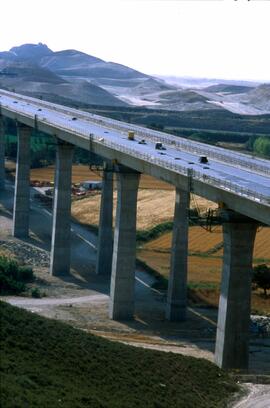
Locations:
0;239;50;267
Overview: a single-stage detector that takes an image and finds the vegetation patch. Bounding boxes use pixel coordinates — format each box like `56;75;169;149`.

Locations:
137;221;174;243
0;255;34;295
0;301;238;408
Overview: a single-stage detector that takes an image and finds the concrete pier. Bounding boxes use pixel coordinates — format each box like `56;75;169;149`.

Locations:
96;163;114;275
166;188;190;321
215;210;258;369
0;116;5;190
50;141;74;276
12;123;31;237
109;166;140;320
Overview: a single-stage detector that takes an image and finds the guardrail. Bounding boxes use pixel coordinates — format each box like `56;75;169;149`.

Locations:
54;119;270;206
1;89;270;177
1;97;270;206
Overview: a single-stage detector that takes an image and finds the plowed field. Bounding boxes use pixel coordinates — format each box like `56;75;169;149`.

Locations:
142;226;270;261
138;225;270;314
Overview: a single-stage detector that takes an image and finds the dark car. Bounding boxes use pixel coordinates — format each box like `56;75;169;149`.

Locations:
199;156;208;164
155;142;166;150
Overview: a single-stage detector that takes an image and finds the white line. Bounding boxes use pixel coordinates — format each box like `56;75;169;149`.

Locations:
135;276;162;294
71;229;97;250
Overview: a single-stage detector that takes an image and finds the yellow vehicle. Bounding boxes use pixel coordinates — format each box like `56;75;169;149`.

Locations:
128;131;135;140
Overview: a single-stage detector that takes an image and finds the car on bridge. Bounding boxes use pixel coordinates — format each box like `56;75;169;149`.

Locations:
155;142;166;150
199;156;209;164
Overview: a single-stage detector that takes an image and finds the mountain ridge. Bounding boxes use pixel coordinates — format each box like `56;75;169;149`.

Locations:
0;43;269;114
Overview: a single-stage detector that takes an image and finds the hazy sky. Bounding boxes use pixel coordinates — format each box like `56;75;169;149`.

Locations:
1;0;270;81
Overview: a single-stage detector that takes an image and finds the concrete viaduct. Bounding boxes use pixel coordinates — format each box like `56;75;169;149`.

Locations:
0;89;270;370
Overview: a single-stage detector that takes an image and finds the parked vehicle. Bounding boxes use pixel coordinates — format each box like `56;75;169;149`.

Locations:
72;187;86;196
81;181;102;190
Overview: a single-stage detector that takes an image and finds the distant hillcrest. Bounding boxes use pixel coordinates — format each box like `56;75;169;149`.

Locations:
0;43;269;114
0;43;151;106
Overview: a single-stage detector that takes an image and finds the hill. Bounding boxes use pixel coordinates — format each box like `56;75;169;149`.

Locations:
40;49;148;80
204;84;254;94
242;84;270;111
9;42;53;62
0;301;238;408
1;43;270;114
0;56;128;107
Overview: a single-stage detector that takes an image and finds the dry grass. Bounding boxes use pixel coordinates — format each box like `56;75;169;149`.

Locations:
138;249;222;283
71;189;219;231
142;226;270;260
6;162;216;230
138;224;270;314
144;226;223;253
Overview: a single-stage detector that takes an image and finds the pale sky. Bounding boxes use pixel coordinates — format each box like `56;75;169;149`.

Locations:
1;0;270;81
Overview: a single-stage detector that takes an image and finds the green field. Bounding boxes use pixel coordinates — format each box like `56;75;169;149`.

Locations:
0;301;238;408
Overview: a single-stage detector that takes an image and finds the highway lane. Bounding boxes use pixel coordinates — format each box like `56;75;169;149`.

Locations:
1;90;270;171
1;90;270;210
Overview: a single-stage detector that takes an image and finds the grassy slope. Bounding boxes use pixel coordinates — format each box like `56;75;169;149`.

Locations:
0;302;238;408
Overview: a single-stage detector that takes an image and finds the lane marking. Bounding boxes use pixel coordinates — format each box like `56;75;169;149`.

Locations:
71;229;97;250
135;276;162;294
188;307;217;327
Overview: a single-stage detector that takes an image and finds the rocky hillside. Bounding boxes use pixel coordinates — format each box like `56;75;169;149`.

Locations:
0;44;129;106
0;43;269;114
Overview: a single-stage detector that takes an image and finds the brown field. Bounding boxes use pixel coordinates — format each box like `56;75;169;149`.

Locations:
13;162;215;230
71;189;217;231
142;226;270;261
144;226;223;253
138;249;222;283
71;189;177;230
138;225;270;314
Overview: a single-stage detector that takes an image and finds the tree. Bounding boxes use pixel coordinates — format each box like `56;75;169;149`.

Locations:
253;137;270;158
252;264;270;296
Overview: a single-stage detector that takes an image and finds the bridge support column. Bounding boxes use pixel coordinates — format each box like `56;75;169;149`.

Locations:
215;210;258;370
109;166;140;320
96;162;114;275
0;116;5;190
50;140;74;276
12;123;31;237
166;188;190;321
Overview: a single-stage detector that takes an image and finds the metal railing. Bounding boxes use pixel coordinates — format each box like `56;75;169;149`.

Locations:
1;89;270;176
1;95;270;207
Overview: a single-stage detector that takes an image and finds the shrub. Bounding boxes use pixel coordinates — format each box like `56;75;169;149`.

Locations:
17;266;34;282
0;256;34;295
31;288;42;298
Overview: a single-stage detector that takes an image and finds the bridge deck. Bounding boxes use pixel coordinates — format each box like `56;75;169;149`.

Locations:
1;89;269;225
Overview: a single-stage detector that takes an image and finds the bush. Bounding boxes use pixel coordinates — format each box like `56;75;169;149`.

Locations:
0;256;34;295
17;266;34;282
253;136;270;158
31;288;42;298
